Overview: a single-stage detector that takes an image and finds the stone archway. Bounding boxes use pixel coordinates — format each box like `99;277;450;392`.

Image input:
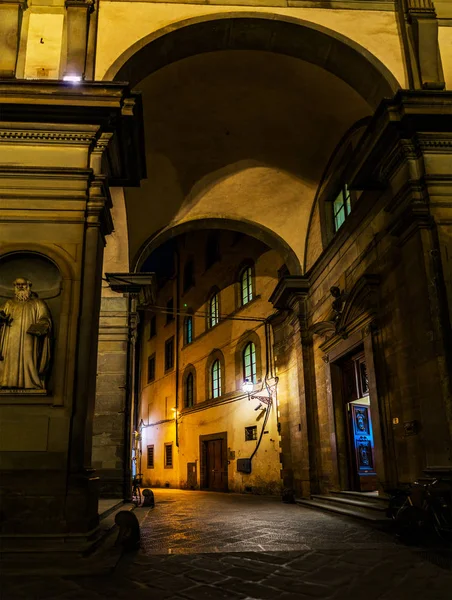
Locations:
104;13;400;108
134;217;303;276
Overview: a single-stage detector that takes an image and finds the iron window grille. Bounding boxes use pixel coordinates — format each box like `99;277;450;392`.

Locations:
245;426;257;441
164;443;173;468
147;445;154;468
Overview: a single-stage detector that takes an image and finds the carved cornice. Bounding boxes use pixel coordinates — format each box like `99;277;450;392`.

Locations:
0;81;145;187
0;129;96;145
0;0;27;7
269;276;309;310
407;0;436;16
349;91;452;190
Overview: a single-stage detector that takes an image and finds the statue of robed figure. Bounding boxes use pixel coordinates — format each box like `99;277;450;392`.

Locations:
0;278;52;391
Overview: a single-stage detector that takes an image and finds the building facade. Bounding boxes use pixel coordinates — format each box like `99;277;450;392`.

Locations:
0;0;451;559
137;231;285;495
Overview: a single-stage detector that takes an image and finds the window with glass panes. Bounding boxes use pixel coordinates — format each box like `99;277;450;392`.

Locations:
185;372;194;408
185;316;193;344
243;342;257;383
240;266;253;306
209;293;219;328
211;359;221;398
164;443;173;468
333;184;351;232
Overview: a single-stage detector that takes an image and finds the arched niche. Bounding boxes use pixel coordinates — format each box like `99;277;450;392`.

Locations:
0;252;63;398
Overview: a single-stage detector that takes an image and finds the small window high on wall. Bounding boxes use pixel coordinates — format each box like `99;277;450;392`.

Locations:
240;266;253;306
211;359;222;398
184;316;193;345
243;342;257;383
333;184;352;232
185;372;194;408
208;293;219;328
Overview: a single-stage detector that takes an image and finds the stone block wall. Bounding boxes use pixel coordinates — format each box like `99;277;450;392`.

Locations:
92;296;130;498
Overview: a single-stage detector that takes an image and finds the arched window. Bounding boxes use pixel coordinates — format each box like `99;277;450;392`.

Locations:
211;359;222;398
185;372;194;408
184;316;193;345
240;266;253;306
243;342;257;383
208;292;219;328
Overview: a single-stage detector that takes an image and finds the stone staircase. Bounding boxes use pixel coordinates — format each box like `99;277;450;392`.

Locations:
296;490;391;522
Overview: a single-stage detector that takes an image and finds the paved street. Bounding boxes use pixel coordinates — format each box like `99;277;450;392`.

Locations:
2;489;451;599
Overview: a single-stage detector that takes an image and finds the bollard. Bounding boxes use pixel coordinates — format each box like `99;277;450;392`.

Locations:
115;510;141;551
142;488;155;508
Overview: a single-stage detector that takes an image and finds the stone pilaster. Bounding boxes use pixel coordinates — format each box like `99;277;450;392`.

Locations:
64;0;93;79
270;277;319;498
0;0;26;78
0;81;144;555
93;296;130;498
405;0;445;89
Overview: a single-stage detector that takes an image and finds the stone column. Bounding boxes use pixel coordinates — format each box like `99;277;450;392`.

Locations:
0;81;144;555
0;0;26;78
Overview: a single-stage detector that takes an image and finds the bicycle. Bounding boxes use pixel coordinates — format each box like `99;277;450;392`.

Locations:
386;478;452;544
132;474;143;506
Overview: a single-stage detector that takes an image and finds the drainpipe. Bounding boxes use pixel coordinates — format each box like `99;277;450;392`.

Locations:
175;246;180;447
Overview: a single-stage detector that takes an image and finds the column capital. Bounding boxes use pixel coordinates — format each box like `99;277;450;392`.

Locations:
269;276;310;311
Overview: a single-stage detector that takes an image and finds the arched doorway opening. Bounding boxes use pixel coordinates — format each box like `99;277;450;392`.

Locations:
96;14;401;501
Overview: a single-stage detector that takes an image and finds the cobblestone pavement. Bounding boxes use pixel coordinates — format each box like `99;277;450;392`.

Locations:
2;489;451;600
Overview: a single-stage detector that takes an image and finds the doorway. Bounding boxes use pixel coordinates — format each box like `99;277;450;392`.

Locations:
336;349;378;492
199;432;228;492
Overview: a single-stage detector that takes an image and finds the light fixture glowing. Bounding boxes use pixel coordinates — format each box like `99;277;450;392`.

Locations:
63;74;82;83
242;379;254;394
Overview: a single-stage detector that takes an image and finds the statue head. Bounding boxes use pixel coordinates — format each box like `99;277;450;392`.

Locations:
13;278;32;302
330;286;341;298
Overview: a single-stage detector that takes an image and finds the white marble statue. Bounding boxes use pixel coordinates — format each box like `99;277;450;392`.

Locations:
0;278;52;390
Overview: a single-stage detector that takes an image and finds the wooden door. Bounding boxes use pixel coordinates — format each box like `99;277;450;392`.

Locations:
349;403;377;491
206;439;225;491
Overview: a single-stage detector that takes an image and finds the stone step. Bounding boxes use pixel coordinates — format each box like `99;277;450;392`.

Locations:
99;499;125;521
296;495;390;523
330;490;390;505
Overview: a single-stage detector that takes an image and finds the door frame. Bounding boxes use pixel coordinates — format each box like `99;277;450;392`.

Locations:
325;329;387;493
199;432;228;492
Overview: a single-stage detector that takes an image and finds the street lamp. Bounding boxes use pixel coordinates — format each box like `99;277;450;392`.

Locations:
242;378;254;394
242;376;279;407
